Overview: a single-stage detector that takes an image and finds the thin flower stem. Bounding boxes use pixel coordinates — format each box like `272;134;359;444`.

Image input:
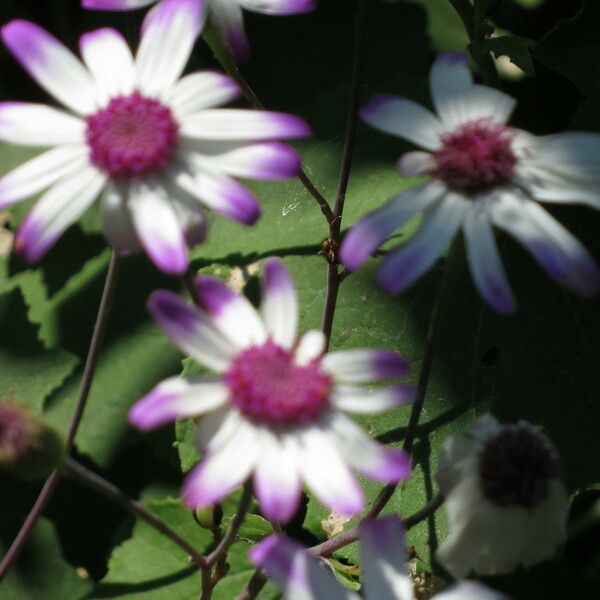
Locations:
62;457;207;568
447;0;500;88
321;0;368;347
234;568;267;600
205;482;253;568
200;568;213;600
202;31;334;225
0;252;121;581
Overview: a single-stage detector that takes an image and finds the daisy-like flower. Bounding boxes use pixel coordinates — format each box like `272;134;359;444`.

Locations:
251;515;506;600
129;258;414;523
340;53;600;313
435;414;568;578
82;0;315;63
0;0;309;274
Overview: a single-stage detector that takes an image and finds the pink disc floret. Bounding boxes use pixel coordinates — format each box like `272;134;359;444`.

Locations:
433;118;517;193
86;92;179;177
224;340;332;426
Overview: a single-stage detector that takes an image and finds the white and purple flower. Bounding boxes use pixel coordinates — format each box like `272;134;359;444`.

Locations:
129;258;414;523
0;0;309;274
436;414;568;578
251;515;506;599
82;0;315;63
340;53;600;313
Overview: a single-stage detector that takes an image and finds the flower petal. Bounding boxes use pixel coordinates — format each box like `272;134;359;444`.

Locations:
0;145;88;209
15;166;105;262
435;582;507;600
377;193;467;295
329;413;411;483
239;0;315;15
261;258;298;348
397;151;435;177
194;276;267;349
129;179;188;274
0;103;85;146
182;419;260;507
331;384;414;414
359;516;413;600
1;20;97;114
463;202;516;314
210;0;250;63
80;28;135;103
183;140;301;180
360;94;445;151
294;330;326;366
129;376;229;431
100;182;141;255
491;191;600;297
148;289;237;372
173;163;261;225
163;72;241;117
83;0;156;8
250;536;357;600
254;432;302;523
296;426;364;516
322;349;409;383
340;181;445;271
181;109;311;141
135;0;205;95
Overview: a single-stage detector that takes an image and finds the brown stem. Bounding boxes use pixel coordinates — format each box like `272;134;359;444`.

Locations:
0;252;121;581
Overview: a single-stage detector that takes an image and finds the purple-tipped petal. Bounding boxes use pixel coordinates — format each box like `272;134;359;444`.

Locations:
240;0;316;15
83;0;156;8
210;1;251;63
331;383;415;414
358;447;411;483
2;20;97;114
148;289;236;372
322;349;409;383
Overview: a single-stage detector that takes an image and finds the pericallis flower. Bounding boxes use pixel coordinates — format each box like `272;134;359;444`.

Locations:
340;53;600;314
129;258;414;523
0;0;309;274
251;515;506;600
435;414;567;578
82;0;315;63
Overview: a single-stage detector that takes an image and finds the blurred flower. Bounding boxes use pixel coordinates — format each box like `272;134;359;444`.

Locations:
82;0;316;63
436;414;567;577
340;53;600;313
251;515;506;599
129;258;414;522
0;0;309;273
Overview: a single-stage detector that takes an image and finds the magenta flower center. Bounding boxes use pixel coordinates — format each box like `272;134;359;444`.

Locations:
224;340;332;426
0;402;37;464
433;118;517;193
86;93;179;178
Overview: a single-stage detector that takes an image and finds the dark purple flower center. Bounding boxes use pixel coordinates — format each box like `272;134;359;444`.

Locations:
479;426;561;508
0;401;37;464
224;340;332;426
433;118;517;193
86;93;179;178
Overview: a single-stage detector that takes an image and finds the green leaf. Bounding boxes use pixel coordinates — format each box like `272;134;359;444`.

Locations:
535;0;600;93
0;286;78;412
0;517;92;600
469;35;535;76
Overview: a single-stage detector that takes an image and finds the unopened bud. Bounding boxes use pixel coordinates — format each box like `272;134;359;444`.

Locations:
195;503;223;530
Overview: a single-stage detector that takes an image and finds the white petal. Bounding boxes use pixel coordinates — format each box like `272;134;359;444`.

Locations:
0;145;89;209
397;151;435;177
377;193;467;295
261;258;298;348
100;182;141;255
196;406;241;453
294;330;326;366
135;0;205;95
80;28;135;103
436;582;507;600
148;289;237;372
1;20;97;114
296;426;364;516
331;384;414;414
193;275;267;349
360;94;445;151
463;202;516;314
182;419;260;507
163;72;240;117
209;0;250;63
129;179;189;274
15;166;105;262
0;103;85;146
359;516;413;600
322;349;409;383
239;0;315;15
491;190;600;296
